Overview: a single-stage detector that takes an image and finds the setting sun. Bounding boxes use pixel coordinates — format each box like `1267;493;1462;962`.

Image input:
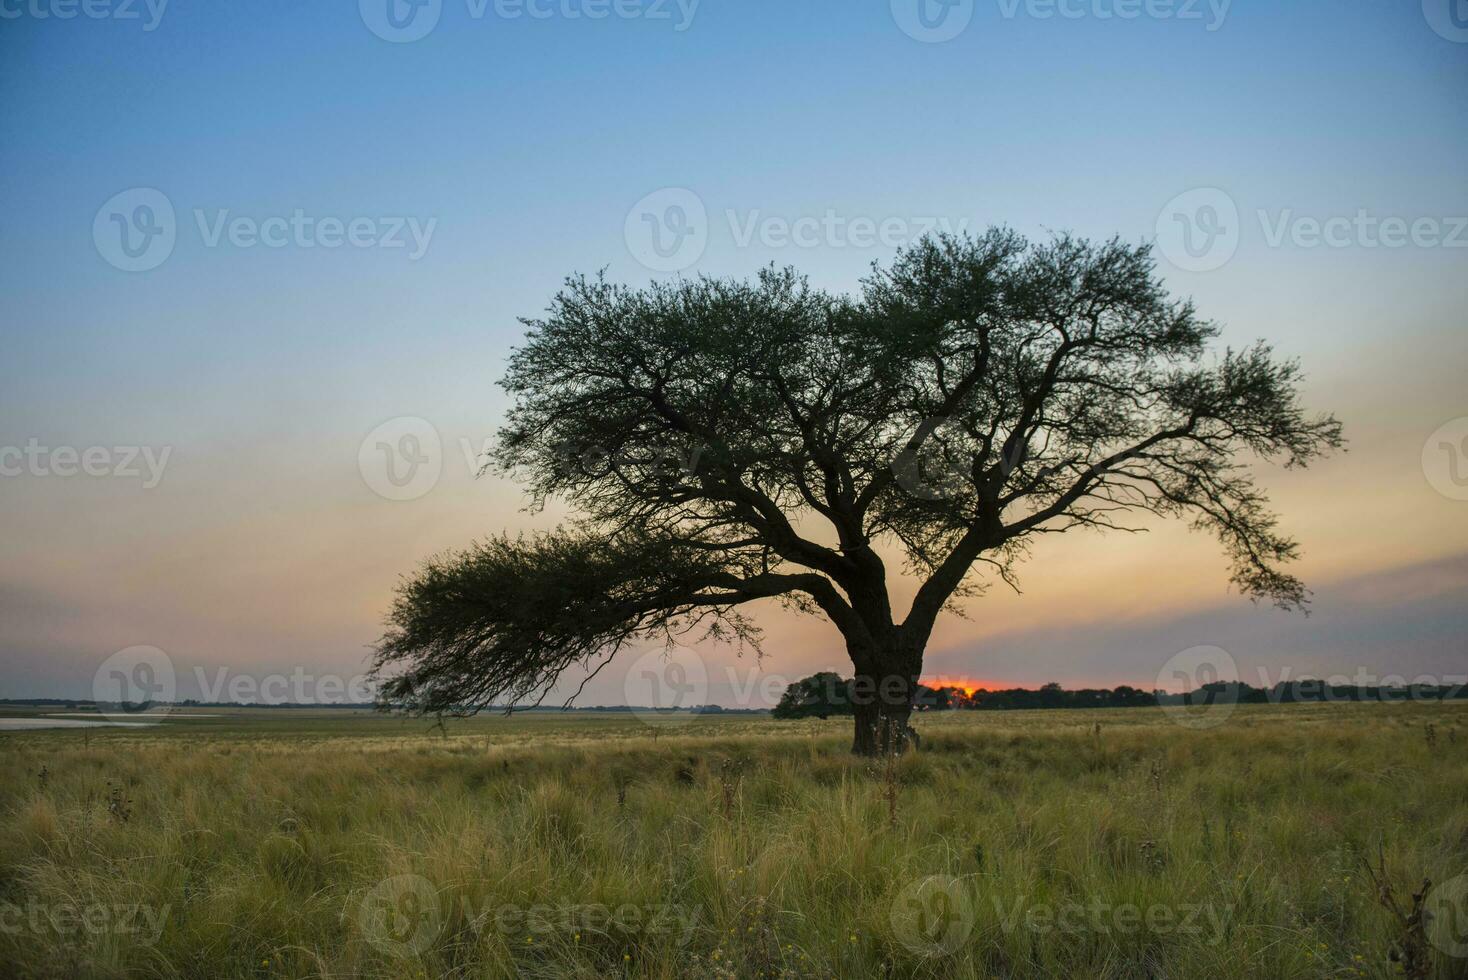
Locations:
922;677;984;696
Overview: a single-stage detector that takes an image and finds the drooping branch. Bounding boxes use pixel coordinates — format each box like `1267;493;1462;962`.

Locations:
370;529;854;714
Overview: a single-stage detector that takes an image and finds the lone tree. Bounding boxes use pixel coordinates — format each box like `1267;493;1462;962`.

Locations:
372;230;1341;755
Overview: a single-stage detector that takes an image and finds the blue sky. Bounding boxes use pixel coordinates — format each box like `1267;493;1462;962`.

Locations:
1;0;1465;703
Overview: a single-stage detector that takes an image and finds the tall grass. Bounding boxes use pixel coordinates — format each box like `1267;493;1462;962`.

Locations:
1;703;1466;978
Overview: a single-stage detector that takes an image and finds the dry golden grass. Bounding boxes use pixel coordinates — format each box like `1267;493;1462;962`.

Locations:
2;702;1466;978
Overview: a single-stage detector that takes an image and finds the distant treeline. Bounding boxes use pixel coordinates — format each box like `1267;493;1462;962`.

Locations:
7;679;1465;717
772;673;1468;719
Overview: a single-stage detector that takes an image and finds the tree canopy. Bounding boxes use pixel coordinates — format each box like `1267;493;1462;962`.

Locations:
372;230;1342;753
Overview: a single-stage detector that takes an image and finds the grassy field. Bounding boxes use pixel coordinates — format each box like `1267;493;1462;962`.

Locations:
2;702;1467;979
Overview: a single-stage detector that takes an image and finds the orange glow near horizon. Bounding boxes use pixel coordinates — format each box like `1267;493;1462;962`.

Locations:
921;677;985;695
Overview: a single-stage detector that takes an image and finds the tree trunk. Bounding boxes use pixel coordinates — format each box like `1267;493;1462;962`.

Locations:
849;666;920;756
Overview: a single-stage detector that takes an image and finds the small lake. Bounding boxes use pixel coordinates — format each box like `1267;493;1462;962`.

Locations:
0;718;160;731
46;712;224;718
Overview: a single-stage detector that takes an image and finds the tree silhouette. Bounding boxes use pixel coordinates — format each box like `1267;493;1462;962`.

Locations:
772;672;853;720
372;230;1342;754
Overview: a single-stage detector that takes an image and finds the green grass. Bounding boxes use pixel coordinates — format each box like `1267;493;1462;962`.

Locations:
2;702;1467;979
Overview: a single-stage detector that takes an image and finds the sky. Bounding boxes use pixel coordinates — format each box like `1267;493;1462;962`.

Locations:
1;0;1465;708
